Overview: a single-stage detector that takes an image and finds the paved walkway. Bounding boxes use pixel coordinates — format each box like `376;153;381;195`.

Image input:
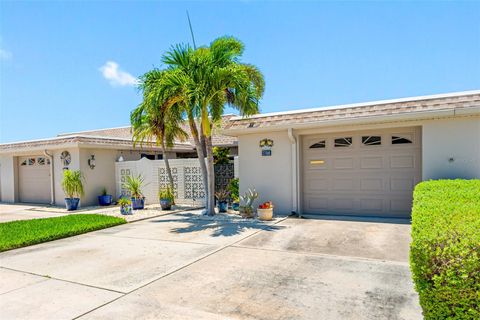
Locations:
0;210;422;319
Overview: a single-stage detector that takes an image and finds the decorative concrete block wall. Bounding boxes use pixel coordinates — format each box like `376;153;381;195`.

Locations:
115;158;206;206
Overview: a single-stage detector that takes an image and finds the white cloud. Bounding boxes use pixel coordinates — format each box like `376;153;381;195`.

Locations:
0;48;12;60
99;61;138;87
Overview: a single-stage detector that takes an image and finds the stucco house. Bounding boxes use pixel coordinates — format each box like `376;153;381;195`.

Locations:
1;91;479;218
224;90;480;218
0;115;237;206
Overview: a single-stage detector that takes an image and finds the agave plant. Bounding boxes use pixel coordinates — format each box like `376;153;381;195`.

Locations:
123;174;145;199
61;170;85;199
239;188;258;218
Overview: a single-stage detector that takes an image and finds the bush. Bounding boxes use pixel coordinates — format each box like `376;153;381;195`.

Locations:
410;179;480;320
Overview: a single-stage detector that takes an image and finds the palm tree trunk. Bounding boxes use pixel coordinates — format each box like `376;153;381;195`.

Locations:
161;139;175;205
187;115;209;209
205;134;216;216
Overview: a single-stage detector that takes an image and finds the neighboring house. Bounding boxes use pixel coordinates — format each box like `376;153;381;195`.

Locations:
0;115;237;206
224;90;480;218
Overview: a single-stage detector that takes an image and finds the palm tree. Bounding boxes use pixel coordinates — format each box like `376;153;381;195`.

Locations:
141;37;264;215
160;37;264;215
131;69;189;194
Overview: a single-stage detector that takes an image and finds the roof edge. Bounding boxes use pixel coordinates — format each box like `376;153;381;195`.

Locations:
231;89;480;121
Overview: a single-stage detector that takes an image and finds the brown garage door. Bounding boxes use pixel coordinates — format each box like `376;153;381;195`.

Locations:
302;127;421;218
18;156;51;203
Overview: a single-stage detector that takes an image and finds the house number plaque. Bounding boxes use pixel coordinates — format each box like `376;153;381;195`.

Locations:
259;138;273;156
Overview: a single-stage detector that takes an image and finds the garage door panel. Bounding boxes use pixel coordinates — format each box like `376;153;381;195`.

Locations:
333;158;354;169
18;156;51;204
360;179;383;191
390;155;415;168
360;156;384;169
359;199;384;212
303;127;421;217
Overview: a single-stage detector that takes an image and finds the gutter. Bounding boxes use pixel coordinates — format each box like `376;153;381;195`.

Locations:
44;150;55;205
287;128;299;216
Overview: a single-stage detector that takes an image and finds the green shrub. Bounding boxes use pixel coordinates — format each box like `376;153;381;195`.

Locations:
410;179;480;320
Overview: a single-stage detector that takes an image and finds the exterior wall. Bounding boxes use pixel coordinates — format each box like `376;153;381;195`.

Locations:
79;148;118;206
422;116;480;180
0;155;17;202
238;131;293;214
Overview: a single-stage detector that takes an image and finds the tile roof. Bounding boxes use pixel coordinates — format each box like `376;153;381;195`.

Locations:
0;135;193;153
58;114;238;147
225;91;480;132
1;115;237;153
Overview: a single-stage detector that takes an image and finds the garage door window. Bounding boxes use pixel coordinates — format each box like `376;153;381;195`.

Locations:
20;157;50;166
334;137;352;147
362;136;382;146
309;140;326;149
392;135;413;145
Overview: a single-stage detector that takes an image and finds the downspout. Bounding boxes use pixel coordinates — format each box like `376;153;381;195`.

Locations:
287;128;299;216
44;150;55;205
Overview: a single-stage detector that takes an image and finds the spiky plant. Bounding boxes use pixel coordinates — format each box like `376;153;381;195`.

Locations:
123;175;145;199
61;170;85;199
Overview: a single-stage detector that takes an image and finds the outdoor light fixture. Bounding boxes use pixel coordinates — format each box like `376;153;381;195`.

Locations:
88;155;96;169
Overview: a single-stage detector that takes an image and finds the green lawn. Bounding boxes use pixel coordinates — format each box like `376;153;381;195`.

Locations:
0;214;126;252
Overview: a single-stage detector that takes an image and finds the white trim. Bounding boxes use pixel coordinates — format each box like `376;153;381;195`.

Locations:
231;90;480;120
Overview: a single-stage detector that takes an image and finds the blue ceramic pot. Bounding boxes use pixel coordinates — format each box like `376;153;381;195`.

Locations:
131;197;145;210
65;198;80;211
232;202;239;211
120;205;132;215
218;201;228;213
98;195;112;206
160;199;172;210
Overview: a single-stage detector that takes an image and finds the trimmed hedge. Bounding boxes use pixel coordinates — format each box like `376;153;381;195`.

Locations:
410;180;480;320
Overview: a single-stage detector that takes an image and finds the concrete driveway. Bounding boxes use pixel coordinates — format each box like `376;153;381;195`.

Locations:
0;210;422;320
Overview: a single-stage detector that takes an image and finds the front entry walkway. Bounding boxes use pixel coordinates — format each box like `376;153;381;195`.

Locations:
0;210;422;319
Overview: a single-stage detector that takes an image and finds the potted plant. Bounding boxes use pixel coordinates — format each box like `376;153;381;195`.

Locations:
98;187;113;206
158;186;174;210
215;189;230;213
61;169;84;211
228;178;240;211
123;174;145;210
257;201;274;221
239;188;258;218
118;197;132;215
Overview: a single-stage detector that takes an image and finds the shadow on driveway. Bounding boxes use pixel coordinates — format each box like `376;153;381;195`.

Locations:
147;212;286;237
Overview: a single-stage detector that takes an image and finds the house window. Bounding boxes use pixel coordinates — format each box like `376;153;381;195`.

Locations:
37;157;46;165
392;135;413;145
309;140;326;149
362;136;382;146
20;160;27;166
141;153;155;160
28;158;36;165
334;137;352;147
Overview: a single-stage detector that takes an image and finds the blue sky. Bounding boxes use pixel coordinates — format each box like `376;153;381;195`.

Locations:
0;1;479;143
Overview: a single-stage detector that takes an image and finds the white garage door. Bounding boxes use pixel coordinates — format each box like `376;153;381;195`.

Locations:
302;127;421;218
18;156;51;203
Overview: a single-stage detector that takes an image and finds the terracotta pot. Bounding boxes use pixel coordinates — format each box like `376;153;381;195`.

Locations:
257;208;273;221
